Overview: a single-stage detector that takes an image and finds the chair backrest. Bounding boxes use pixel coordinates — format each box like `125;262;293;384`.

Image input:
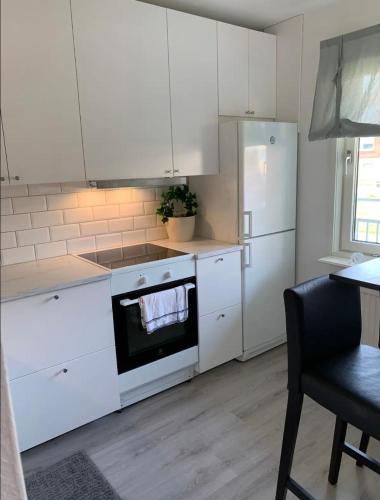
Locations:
284;275;361;391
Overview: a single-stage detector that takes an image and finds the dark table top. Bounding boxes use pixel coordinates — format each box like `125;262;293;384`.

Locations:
330;257;380;291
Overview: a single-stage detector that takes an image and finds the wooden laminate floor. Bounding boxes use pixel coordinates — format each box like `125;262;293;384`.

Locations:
22;346;379;499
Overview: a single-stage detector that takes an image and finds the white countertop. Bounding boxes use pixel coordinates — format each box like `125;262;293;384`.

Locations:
154;238;242;259
1;255;111;303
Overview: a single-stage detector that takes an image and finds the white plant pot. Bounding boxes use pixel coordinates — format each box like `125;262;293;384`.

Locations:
166;216;195;242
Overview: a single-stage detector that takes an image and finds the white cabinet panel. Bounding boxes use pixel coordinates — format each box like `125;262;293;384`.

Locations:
11;347;120;451
1;118;9;183
72;0;173;180
196;251;241;316
243;231;295;353
1;0;85;184
198;304;242;373
217;22;249;117
249;31;276;119
167;10;219;176
2;280;115;380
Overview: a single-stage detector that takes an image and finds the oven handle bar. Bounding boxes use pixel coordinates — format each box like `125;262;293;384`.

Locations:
119;283;196;307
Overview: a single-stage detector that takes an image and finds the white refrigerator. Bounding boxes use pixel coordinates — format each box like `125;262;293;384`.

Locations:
191;120;297;360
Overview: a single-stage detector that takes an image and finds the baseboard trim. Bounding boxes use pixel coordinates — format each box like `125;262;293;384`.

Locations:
237;335;287;362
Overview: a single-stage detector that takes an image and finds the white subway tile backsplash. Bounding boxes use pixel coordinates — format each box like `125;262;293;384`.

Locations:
1;183;172;264
1;214;31;232
67;236;96;254
63;207;93;224
80;220;108;236
146;226;167;241
1;245;35;265
122;230;146;246
77;190;106;207
105;189;133;204
47;193;78;210
132;188;155;202
134;215;156;230
17;227;50;246
108;217;133;233
1;232;17;250
95;232;122;250
28;183;61;195
35;241;67;260
1;198;13;216
31;210;64;228
50;224;80;242
144;201;160;215
119;202;144;217
0;184;28;198
93;204;119;220
13;196;47;214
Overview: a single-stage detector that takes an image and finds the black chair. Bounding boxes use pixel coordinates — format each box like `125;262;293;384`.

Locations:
276;275;380;500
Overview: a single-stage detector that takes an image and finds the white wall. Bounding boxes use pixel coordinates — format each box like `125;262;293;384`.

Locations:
268;0;380;282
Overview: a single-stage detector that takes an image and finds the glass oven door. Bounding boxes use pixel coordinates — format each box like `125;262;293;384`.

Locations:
112;277;197;373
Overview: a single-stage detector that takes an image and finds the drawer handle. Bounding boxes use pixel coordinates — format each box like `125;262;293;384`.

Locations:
53;295;59;300
215;257;224;263
62;368;68;374
217;314;225;319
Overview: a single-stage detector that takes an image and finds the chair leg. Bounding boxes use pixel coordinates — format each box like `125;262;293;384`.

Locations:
356;433;370;467
275;391;304;500
328;417;347;485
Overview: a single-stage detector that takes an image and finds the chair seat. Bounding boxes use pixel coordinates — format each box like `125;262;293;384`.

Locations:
302;345;380;440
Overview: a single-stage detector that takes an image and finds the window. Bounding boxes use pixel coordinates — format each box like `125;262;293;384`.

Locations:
338;137;380;255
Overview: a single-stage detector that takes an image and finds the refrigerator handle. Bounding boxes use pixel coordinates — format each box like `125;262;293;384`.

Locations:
243;211;253;239
243;242;252;268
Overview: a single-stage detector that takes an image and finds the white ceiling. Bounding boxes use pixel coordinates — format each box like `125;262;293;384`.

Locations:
141;0;336;29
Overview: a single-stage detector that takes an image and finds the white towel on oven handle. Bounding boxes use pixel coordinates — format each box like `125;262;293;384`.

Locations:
139;283;193;334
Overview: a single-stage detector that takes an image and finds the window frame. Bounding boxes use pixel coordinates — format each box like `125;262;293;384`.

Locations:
335;137;380;256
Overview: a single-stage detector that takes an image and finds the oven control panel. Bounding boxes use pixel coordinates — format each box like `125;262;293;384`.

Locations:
111;260;195;296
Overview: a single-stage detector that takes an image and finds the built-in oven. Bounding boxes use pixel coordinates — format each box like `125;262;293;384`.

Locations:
112;277;198;374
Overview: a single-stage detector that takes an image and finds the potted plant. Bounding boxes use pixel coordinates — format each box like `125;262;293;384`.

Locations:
156;185;198;242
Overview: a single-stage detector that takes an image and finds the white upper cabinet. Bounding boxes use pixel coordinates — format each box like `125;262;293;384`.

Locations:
1;0;85;184
1;119;9;184
217;23;249;117
217;23;276;119
167;11;219;176
249;31;276;119
72;0;173;180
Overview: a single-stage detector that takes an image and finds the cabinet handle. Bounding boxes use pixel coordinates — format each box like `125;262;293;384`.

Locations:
250;110;255;115
215;257;224;263
62;368;68;374
245;111;250;114
0;176;5;182
164;170;172;174
217;314;225;319
173;169;180;174
11;176;21;181
53;295;59;300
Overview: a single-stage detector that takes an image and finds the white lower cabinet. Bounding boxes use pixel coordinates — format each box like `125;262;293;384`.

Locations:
198;304;242;373
196;250;243;373
11;347;120;452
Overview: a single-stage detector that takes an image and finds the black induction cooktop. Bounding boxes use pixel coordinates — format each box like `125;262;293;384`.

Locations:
79;243;187;270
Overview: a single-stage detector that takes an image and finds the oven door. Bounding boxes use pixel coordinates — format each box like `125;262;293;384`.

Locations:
112;277;198;373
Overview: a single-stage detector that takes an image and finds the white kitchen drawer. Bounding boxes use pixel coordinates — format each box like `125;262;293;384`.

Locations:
1;279;114;380
196;251;241;316
111;259;195;295
198;303;242;373
10;347;120;451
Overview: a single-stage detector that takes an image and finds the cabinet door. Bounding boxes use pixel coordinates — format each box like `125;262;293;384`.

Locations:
1;0;85;184
249;31;276;119
198;304;243;373
217;22;249;117
1;118;9;184
72;0;173;180
167;11;218;176
10;347;120;451
196;251;242;316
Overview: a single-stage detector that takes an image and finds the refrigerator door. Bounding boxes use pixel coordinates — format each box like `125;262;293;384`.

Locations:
241;230;295;354
239;121;297;239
